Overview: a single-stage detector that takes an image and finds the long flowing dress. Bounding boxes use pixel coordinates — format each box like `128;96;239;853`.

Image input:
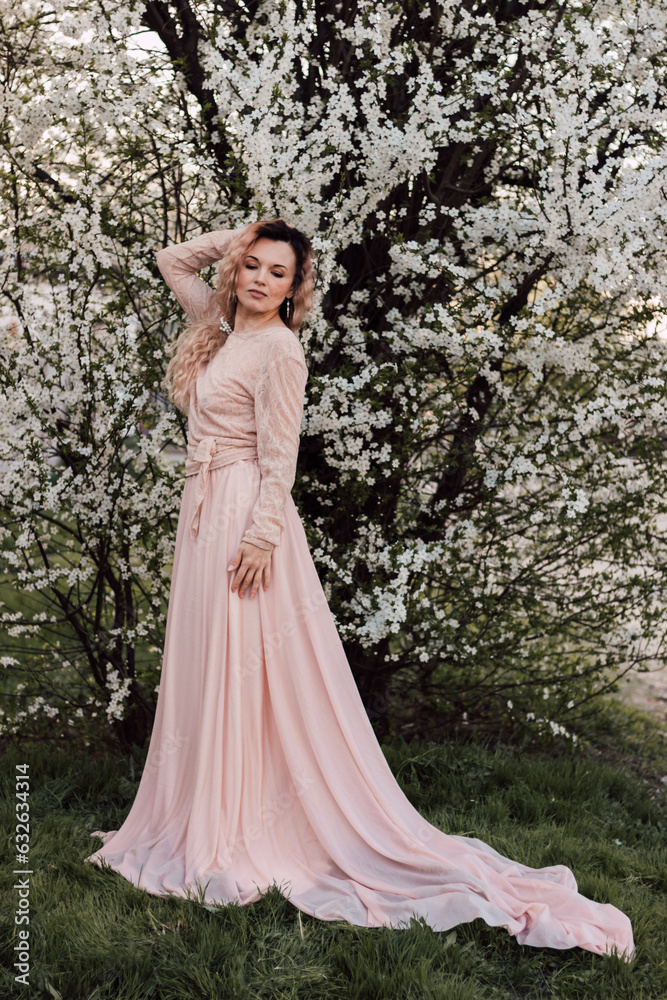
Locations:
84;231;635;961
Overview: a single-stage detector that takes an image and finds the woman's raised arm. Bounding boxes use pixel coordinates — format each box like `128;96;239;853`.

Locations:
155;229;239;322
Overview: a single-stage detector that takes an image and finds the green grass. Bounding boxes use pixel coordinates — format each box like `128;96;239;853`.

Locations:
0;708;665;1000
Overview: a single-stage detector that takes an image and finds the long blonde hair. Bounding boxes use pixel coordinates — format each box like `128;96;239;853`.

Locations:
161;219;315;413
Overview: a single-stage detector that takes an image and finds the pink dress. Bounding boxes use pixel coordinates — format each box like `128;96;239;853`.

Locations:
84;232;635;960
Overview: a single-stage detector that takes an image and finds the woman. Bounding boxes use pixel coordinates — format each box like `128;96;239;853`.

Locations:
84;219;635;961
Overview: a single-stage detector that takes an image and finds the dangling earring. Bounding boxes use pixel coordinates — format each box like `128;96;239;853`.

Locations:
220;292;237;337
220;315;233;336
286;297;293;320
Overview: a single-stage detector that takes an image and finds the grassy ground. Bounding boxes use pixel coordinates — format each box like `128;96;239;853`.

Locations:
0;704;665;1000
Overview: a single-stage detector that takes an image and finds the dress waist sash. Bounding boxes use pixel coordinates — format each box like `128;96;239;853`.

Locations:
184;435;258;538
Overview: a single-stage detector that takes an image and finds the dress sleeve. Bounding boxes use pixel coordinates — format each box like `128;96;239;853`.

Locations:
155;230;236;322
242;336;309;550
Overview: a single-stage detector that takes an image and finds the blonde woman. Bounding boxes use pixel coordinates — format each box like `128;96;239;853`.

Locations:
85;219;634;961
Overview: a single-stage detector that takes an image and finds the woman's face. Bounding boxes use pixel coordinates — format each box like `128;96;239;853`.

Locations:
235;238;296;320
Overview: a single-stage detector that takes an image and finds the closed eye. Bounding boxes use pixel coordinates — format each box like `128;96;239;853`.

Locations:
245;263;285;278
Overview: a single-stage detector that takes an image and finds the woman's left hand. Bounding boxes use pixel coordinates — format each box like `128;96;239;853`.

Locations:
228;541;273;599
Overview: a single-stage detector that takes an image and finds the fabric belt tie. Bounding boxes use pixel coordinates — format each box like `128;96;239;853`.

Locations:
184;436;259;538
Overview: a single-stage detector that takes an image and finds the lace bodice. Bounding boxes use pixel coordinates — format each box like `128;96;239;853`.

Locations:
156;232;309;550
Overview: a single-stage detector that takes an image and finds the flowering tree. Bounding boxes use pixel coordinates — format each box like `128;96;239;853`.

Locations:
1;0;667;748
